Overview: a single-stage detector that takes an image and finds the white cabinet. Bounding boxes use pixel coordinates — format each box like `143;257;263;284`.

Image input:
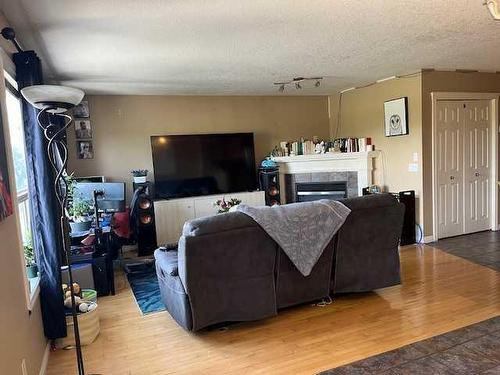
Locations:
154;191;265;245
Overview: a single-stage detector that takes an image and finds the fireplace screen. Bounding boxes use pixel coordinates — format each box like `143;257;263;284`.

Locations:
295;182;347;202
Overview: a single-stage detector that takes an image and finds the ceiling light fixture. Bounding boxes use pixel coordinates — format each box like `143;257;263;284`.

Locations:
484;0;500;20
274;76;323;92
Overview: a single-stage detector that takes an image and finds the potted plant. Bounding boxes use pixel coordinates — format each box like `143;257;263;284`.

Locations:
68;200;93;233
131;169;148;183
24;236;38;279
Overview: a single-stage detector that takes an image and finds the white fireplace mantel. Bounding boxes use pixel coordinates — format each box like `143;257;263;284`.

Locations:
271;151;380;197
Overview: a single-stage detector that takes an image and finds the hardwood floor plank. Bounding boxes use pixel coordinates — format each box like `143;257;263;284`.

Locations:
47;245;500;375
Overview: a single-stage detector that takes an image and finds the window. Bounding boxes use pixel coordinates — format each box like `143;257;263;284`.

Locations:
4;71;38;297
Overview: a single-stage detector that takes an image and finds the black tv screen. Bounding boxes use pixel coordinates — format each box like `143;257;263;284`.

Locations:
151;133;257;199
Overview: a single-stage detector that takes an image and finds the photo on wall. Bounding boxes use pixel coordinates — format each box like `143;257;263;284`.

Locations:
73;100;90;118
0;108;13;221
74;119;92;139
384;97;409;137
77;140;94;160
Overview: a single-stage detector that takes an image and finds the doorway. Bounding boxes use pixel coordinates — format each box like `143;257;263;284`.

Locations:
432;93;499;240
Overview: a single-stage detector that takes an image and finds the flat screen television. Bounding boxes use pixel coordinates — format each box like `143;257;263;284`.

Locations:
151;133;257;199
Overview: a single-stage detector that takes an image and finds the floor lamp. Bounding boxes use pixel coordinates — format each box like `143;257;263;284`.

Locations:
21;85;87;375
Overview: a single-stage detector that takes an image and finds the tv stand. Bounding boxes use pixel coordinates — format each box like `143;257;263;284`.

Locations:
154;191;265;245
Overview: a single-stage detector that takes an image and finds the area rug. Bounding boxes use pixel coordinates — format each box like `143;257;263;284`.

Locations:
126;264;165;315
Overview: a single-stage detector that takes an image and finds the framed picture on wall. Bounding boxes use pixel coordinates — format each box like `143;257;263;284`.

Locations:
74;119;92;139
77;140;94;160
73;100;90;118
384;97;409;137
0;107;13;221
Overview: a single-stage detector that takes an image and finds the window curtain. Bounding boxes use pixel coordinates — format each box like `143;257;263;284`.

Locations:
13;50;66;339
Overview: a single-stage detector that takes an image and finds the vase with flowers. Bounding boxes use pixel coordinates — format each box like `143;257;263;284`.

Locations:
214;197;242;214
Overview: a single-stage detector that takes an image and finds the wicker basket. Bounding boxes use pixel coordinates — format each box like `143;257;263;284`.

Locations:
55;302;100;349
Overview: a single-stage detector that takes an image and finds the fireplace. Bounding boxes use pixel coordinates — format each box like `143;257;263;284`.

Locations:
272;151;379;203
284;171;358;203
295;182;347;202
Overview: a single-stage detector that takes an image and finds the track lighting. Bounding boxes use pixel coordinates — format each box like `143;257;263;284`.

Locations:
274;76;323;92
484;0;500;20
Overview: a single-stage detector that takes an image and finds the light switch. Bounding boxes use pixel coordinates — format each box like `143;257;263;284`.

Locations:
408;163;418;172
413;152;419;162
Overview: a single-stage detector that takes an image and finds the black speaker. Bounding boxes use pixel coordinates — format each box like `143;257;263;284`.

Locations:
259;167;280;206
131;182;157;256
399;190;416;246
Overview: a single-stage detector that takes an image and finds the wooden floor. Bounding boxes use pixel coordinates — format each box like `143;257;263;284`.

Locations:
47;245;500;375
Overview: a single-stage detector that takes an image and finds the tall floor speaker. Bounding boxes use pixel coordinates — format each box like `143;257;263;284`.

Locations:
259;167;280;206
399;190;416;245
131;182;157;256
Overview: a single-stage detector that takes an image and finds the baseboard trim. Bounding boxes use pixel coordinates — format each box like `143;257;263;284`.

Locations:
39;341;50;375
423;235;435;243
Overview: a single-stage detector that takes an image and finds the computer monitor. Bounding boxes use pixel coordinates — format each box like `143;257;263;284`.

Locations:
73;182;126;212
73;176;106;183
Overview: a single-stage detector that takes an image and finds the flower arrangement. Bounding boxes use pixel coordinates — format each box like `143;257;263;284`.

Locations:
214;197;242;214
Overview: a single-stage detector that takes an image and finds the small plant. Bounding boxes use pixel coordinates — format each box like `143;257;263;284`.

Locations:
23;235;35;266
131;169;148;177
69;200;93;222
214;197;242;214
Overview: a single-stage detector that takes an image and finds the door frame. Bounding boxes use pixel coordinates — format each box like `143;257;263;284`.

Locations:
431;92;500;240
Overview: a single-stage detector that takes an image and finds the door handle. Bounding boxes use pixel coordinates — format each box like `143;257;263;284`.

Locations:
450;176;455;180
474;172;480;177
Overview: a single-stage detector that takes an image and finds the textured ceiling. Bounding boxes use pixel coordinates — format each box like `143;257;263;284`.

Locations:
1;0;499;95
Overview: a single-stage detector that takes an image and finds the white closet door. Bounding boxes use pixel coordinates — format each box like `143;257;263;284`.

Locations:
436;101;464;239
463;100;491;234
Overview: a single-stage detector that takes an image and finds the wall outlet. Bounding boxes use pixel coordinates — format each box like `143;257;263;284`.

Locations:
408;163;419;172
21;359;28;375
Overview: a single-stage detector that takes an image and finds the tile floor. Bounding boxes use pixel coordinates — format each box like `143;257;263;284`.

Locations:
320;232;500;374
430;230;500;271
319;305;500;374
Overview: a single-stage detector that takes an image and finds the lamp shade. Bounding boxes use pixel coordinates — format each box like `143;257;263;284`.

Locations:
486;0;500;20
21;84;85;114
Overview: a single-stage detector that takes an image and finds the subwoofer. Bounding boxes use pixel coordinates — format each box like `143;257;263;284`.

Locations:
131;182;157;256
399;190;416;246
259;167;280;206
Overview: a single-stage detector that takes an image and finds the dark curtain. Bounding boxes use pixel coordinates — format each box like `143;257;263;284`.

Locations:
13;51;66;339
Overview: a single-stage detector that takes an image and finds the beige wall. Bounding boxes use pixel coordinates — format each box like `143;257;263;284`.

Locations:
329;75;423;225
421;71;500;237
0;41;47;375
67;95;330;198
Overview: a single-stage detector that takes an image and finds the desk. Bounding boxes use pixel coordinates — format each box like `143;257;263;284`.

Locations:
70;229;116;296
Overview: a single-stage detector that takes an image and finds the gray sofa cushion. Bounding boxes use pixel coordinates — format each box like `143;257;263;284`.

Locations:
332;194;404;293
182;211;257;237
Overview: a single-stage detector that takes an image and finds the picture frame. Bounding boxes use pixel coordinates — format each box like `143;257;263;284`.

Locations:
77;140;94;160
73;100;90;118
74;119;92;139
0;107;13;221
384;97;409;137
